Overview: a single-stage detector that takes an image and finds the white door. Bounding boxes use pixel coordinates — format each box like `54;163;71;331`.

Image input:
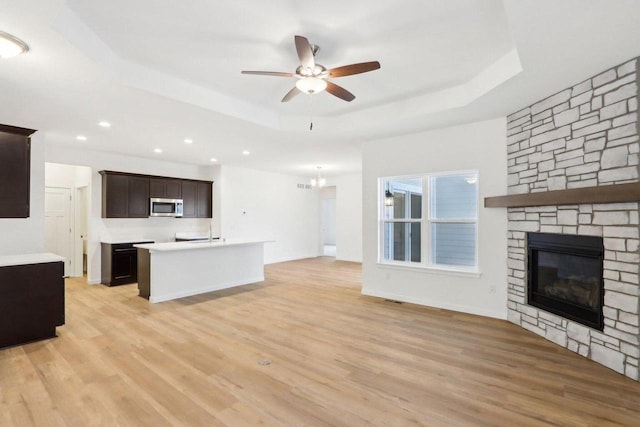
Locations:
45;187;73;276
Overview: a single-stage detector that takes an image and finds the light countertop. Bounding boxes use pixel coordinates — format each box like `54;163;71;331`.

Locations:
100;238;155;244
135;239;271;253
0;253;65;267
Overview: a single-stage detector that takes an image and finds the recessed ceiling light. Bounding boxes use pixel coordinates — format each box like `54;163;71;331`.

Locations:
154;148;163;154
184;139;193;144
76;135;87;141
209;158;217;162
98;121;111;128
0;31;29;58
242;150;250;155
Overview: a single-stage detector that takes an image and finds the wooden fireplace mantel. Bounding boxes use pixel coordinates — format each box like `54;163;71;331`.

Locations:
484;182;640;208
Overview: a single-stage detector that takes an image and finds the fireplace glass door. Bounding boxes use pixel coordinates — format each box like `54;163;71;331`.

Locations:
527;232;604;330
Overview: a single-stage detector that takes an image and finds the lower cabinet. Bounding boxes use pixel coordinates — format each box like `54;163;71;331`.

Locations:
0;261;65;348
101;241;152;286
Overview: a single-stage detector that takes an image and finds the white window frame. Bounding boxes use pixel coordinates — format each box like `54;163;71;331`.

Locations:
378;170;480;276
382;180;423;262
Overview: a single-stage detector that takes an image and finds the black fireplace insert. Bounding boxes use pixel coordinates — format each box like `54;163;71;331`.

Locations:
527;232;604;330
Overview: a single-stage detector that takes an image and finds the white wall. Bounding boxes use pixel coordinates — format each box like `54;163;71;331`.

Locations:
45;162;92;188
45;144;219;284
362;118;508;319
220;165;320;264
333;173;363;263
0;133;46;256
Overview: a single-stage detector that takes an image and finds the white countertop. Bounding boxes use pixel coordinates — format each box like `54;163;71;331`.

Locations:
101;238;155;244
0;253;65;267
175;232;209;239
135;239;271;252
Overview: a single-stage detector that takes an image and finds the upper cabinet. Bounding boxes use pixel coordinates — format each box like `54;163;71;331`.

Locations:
197;181;212;218
0;124;36;218
181;180;197;218
128;176;150;218
101;172;129;217
149;178;182;199
100;171;150;218
181;180;212;218
100;171;212;218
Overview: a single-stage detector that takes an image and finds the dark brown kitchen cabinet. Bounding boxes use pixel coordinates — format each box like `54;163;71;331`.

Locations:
101;241;152;286
197;181;212;218
128;176;150;218
0;261;64;348
101;172;128;217
100;171;149;218
150;178;182;199
100;170;212;218
0;124;36;218
181;180;212;218
181;180;197;218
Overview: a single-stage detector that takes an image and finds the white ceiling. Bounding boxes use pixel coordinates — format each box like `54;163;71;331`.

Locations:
1;0;639;177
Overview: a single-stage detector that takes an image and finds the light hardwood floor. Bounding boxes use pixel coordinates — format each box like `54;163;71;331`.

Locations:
1;257;639;426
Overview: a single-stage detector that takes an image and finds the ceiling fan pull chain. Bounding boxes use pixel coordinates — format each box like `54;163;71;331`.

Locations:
309;93;314;131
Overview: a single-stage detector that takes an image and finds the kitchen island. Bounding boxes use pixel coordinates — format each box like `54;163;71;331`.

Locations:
134;239;268;303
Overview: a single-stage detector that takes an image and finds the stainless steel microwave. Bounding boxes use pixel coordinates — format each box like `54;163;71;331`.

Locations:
150;198;183;217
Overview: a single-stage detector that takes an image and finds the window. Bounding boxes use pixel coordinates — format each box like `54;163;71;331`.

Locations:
379;171;478;271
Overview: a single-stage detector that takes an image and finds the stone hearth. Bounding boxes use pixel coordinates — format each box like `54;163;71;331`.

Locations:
505;57;640;380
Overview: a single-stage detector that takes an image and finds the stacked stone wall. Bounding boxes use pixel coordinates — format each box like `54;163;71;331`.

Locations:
506;58;640;380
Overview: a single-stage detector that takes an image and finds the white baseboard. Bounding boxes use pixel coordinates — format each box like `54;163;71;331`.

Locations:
361;288;507;320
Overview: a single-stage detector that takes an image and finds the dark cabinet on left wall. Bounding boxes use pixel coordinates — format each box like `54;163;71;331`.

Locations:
0;124;36;218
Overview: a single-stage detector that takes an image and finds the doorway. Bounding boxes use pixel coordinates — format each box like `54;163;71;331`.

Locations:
320;186;337;257
76;186;89;275
44;163;92;278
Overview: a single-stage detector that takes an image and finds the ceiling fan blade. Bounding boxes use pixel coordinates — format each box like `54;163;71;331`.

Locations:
294;35;315;70
281;87;301;102
328;61;381;78
241;71;294;77
325;81;355;102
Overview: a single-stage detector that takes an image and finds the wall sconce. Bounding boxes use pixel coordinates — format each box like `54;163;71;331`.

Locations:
384;189;394;207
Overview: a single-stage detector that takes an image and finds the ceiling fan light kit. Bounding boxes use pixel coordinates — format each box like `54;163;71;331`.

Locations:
0;31;29;58
296;77;327;94
241;35;380;103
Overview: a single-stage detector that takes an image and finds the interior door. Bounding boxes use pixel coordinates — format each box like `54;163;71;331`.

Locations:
45;187;73;276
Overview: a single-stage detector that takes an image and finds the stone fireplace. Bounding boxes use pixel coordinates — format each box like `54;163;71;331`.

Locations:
527;232;604;330
502;57;640;380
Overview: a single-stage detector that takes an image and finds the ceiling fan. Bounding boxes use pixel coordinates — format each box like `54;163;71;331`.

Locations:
241;35;380;103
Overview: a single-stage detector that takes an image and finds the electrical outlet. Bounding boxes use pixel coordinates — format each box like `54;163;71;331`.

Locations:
489;284;496;294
